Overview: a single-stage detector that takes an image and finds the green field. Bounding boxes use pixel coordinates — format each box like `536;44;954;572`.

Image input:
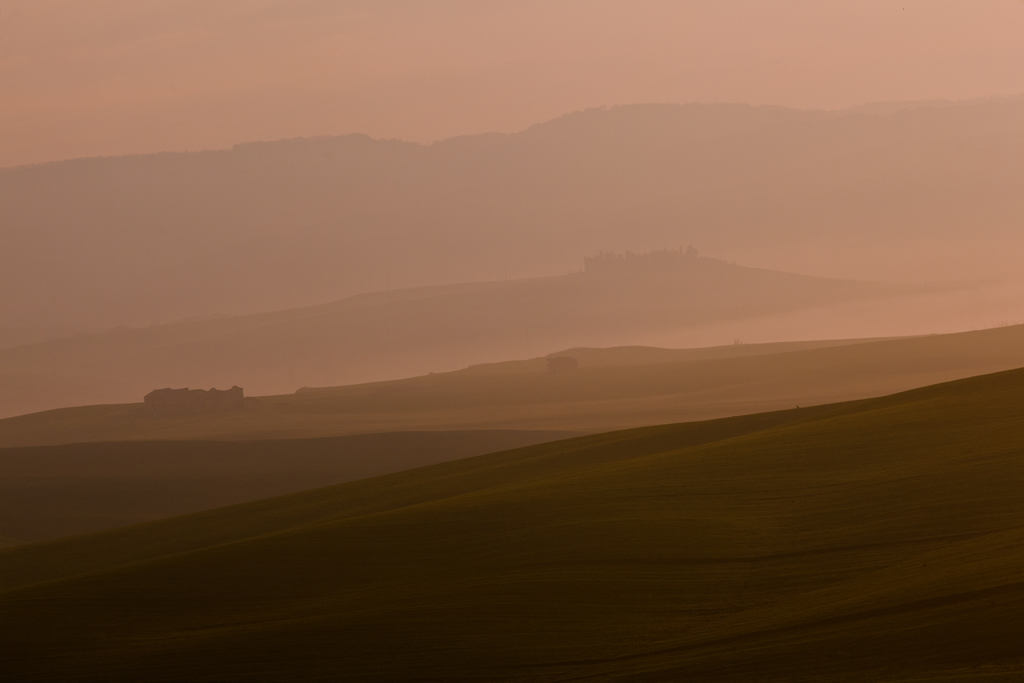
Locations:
2;367;1022;681
0;429;577;543
3;323;1023;447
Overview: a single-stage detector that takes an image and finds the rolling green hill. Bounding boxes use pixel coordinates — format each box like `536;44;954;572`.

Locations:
0;430;577;543
2;367;1022;681
3;323;1023;447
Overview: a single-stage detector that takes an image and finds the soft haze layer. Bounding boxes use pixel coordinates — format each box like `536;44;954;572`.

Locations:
3;101;1022;342
2;0;1023;167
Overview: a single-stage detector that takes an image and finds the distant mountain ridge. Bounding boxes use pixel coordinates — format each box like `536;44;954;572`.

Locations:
2;99;1021;337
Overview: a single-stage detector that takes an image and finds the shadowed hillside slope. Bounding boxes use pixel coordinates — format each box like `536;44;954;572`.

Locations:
3;323;1023;447
0;430;577;543
3;100;1022;343
0;256;906;418
1;368;1022;682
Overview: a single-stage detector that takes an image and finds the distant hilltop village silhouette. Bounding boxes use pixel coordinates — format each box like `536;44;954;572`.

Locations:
583;246;706;274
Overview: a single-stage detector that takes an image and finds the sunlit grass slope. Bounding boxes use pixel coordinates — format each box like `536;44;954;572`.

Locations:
1;368;1022;682
3;323;1024;447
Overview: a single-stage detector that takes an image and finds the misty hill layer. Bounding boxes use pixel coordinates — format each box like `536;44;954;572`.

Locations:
3;323;1023;448
0;257;901;418
0;430;576;543
2;368;1022;682
2;100;1022;340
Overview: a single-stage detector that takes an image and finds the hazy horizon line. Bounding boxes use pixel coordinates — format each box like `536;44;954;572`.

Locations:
6;93;1023;172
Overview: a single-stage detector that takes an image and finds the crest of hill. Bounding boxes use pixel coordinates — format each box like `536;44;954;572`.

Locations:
2;367;1022;681
0;429;579;543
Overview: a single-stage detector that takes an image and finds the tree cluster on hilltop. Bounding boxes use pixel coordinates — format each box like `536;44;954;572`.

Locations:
583;245;704;274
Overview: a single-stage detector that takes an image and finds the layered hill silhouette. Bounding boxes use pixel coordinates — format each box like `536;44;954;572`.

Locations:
3;323;1023;447
2;99;1022;343
0;254;908;418
0;430;577;543
2;368;1022;682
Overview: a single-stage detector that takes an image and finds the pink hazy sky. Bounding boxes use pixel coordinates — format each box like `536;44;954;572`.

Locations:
2;0;1023;168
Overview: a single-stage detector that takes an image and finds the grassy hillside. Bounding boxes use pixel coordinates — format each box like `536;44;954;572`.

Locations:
3;323;1023;447
1;368;1022;681
0;430;576;543
0;254;907;418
